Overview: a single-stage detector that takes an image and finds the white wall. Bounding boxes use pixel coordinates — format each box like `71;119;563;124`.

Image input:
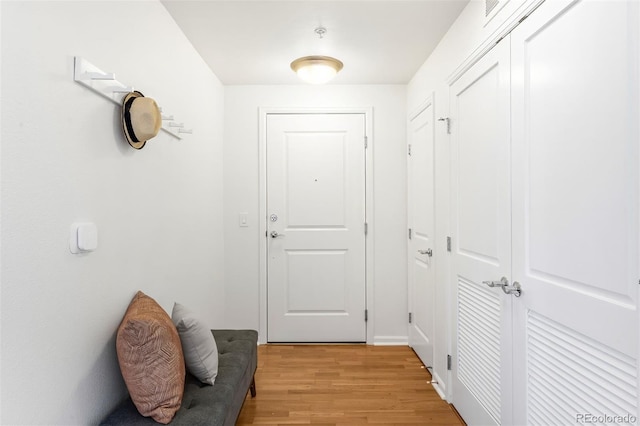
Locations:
1;1;225;424
223;85;408;344
407;0;542;398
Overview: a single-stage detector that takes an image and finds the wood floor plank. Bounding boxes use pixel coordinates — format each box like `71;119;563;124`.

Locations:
236;345;464;425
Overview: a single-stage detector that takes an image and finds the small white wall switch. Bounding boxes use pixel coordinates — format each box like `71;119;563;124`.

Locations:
239;213;249;227
70;222;98;254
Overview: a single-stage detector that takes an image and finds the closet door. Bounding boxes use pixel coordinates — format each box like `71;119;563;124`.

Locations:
450;39;512;425
408;99;436;368
511;0;639;423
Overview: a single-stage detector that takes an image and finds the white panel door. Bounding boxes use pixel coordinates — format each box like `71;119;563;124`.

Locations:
511;0;639;423
450;39;512;426
266;113;366;342
408;100;436;368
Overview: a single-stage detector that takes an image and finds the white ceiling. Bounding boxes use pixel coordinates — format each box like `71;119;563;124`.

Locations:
161;0;468;85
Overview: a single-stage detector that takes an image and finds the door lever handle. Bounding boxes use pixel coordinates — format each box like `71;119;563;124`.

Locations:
482;277;522;297
506;281;522;297
418;249;433;257
482;277;509;288
270;231;285;239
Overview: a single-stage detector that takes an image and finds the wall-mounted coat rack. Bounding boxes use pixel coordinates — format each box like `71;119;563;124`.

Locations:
73;57;192;140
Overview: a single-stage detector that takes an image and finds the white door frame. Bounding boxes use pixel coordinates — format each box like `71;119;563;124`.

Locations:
258;107;374;344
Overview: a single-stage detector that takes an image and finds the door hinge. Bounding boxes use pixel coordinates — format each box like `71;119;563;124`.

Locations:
364;136;368;149
446;236;451;252
408;144;412;156
447;354;452;371
365;309;368;322
438;117;451;134
409;228;412;240
364;222;368;235
409;312;412;324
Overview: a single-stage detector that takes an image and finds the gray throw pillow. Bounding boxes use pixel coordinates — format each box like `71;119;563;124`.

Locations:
171;303;218;385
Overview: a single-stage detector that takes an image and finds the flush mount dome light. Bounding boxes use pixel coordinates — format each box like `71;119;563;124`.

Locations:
290;55;344;85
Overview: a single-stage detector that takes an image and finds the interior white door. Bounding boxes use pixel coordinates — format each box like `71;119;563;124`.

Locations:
266;113;367;342
511;0;639;422
408;100;436;368
450;39;512;425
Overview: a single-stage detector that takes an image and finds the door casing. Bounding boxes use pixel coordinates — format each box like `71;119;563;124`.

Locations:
258;107;374;344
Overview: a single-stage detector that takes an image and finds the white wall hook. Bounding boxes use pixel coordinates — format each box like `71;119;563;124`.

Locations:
110;86;133;93
81;71;116;81
74;57;129;103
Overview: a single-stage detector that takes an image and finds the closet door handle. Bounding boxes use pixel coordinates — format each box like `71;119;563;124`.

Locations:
482;277;522;297
418;249;433;257
482;277;509;288
505;281;522;297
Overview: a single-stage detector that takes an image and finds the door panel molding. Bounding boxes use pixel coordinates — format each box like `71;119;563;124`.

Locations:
259;107;374;344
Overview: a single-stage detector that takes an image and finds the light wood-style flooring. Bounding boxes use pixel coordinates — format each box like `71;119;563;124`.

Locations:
237;344;465;425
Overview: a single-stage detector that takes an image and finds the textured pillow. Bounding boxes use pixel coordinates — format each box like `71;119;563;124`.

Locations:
172;303;219;385
116;291;185;424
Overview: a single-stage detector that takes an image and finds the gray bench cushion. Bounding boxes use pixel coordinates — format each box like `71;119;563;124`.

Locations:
101;329;257;426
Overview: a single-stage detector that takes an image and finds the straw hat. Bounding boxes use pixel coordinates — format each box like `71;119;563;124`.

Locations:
121;91;162;149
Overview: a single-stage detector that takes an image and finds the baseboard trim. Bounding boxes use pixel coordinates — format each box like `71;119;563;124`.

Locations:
373;336;409;346
431;371;447;400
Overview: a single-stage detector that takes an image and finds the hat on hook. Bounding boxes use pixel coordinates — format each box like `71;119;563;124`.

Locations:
121;91;162;149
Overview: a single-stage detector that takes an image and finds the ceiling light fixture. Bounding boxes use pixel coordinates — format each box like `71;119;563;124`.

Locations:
290;27;343;85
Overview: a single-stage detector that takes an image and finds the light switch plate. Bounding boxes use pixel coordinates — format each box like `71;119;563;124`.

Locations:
239;213;249;227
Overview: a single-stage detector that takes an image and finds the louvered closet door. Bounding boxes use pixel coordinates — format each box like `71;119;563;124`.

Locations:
450;39;512;426
511;0;639;423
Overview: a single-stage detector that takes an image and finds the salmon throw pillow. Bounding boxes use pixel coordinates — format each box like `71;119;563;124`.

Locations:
116;291;185;424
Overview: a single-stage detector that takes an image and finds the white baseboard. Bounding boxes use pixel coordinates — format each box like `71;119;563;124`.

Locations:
431;371;447;400
373;335;409;346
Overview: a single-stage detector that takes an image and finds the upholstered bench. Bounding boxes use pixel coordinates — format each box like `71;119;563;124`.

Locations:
101;329;258;426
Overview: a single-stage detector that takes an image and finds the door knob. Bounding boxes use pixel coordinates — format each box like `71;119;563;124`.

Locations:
482;277;522;297
418;249;433;257
270;231;285;238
